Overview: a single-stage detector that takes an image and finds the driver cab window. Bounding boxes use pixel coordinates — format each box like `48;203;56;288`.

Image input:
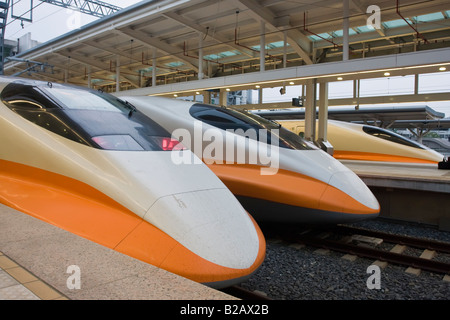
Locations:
1;82;87;144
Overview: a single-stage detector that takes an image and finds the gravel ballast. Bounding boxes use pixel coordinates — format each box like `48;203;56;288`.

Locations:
239;218;450;300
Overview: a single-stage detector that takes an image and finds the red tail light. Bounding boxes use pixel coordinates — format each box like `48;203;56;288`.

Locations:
155;137;186;151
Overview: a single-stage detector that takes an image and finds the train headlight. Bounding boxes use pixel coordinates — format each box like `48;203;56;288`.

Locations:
92;135;144;151
92;135;186;152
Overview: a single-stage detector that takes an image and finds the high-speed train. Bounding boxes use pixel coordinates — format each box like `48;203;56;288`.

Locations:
121;96;380;224
278;119;444;164
0;77;265;288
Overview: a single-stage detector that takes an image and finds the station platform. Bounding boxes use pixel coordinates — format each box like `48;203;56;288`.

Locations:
0;204;235;300
341;160;450;230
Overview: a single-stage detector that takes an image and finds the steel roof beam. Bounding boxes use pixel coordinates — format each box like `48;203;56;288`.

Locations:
350;0;396;45
52;50;140;88
238;0;313;64
312;19;450;49
117;27;199;73
163;11;254;58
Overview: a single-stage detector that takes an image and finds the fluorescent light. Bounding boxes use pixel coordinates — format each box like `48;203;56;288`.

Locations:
289;81;295;85
337;77;343;80
384;72;390;76
439;67;446;71
226;88;230;91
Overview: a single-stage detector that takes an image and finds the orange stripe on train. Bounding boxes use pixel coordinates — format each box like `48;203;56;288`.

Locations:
206;162;378;215
0;159;265;283
333;151;439;164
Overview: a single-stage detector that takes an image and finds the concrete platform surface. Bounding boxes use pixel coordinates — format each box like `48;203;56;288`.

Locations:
341;160;450;193
341;160;450;229
0;204;235;300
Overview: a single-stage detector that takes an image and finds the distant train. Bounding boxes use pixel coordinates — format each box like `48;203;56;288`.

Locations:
278;119;444;164
121;96;380;224
0;77;265;288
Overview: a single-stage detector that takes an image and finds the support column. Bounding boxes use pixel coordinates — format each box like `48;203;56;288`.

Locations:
318;82;328;142
198;32;204;80
343;0;349;61
355;79;360;108
283;30;287;68
152;48;157;87
139;70;144;88
317;82;333;154
414;74;419;95
116;55;120;92
260;21;265;72
219;89;227;106
208;61;212;78
87;65;91;88
203;91;211;104
304;79;316;142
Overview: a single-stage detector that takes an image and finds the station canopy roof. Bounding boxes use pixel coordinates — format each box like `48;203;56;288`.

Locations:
387;119;450;130
3;0;450;92
253;105;450;128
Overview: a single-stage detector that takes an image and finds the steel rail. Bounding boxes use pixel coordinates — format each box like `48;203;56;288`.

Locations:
220;285;272;300
294;233;450;275
333;225;450;254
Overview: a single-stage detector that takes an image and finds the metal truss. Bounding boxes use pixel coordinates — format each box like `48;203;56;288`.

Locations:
0;1;10;75
38;0;122;18
5;56;54;76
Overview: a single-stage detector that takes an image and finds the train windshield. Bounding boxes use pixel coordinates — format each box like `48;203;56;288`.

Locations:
46;86;132;113
189;103;317;150
1;80;183;151
362;126;426;150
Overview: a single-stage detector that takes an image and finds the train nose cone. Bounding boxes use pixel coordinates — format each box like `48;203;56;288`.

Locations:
145;188;263;269
321;170;380;215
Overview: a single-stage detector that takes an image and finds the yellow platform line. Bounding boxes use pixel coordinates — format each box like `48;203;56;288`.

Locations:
0;252;68;300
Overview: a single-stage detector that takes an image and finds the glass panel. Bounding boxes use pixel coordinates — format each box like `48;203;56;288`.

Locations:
47;87;125;111
328;80;353;99
360;75;414;97
92;135;144;151
190;104;317;150
416;12;444;22
418;72;450;94
363;126;425;149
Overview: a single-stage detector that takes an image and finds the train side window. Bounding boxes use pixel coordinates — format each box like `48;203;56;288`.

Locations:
190;103;316;150
196;113;235;124
363;126;424;149
13;109;87;144
4;100;46;110
1;83;59;110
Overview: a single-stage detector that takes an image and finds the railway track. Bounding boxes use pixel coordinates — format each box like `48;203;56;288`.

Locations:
220;285;272;300
274;224;450;277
